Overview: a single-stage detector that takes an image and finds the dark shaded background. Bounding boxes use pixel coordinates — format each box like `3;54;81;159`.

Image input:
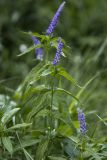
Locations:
0;0;107;122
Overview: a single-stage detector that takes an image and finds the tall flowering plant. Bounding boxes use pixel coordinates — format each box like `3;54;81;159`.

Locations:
15;2;102;160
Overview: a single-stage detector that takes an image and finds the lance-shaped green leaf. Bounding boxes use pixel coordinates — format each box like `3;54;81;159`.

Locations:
54;87;79;103
57;66;81;88
21;63;53;92
17;44;42;57
2;108;20;125
36;138;49;160
22;31;50;40
22;85;50;101
26;93;48;122
14;139;40;152
2;136;13;154
6;123;32;132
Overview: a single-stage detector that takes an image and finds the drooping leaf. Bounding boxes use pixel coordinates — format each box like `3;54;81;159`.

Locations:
57;66;81;88
2;136;13;154
17;44;42;57
54;87;79;103
14;139;40;151
21;62;53;93
6;123;31;131
1;108;20;125
22;31;49;40
26;93;48;122
22;85;50;101
36;138;49;160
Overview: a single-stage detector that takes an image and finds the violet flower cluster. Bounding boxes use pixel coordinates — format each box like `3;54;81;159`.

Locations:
52;38;63;65
46;1;65;35
31;1;65;62
78;108;86;135
32;36;43;61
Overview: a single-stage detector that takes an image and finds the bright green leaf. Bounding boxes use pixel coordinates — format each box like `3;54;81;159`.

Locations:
2;108;20;125
6;123;31;131
2;137;13;154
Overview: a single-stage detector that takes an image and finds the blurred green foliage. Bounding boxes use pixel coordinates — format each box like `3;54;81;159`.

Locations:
1;0;107;113
0;0;107;159
1;0;107;79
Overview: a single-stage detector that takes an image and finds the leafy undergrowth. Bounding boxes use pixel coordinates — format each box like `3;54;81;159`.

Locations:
0;1;107;160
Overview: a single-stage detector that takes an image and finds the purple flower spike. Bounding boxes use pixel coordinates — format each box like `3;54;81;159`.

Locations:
52;37;63;65
78;108;86;135
46;1;66;35
32;36;43;61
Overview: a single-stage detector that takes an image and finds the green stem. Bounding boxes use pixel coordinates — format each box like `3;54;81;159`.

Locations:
49;67;56;131
80;136;86;160
81;142;83;160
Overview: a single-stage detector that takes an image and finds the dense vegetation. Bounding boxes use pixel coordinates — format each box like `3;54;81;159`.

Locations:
0;0;107;159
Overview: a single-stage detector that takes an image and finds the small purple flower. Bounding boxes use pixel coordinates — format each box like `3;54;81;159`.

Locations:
32;36;43;61
52;38;63;65
46;1;66;35
78;108;86;135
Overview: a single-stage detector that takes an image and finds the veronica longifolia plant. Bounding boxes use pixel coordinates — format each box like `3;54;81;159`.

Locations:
52;37;63;65
31;2;66;61
78;108;87;135
32;36;43;61
46;1;66;35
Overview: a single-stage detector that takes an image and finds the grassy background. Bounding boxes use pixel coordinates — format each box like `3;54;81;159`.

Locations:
0;0;107;159
0;0;107;110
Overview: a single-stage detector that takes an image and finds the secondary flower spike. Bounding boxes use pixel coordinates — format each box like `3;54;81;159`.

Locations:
46;1;66;35
52;38;63;65
32;36;43;61
78;108;87;135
